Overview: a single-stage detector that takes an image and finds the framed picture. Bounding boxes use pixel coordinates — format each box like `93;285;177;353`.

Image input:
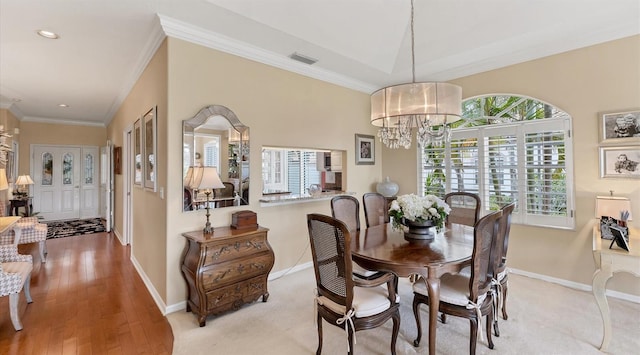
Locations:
113;146;122;175
144;106;157;191
599;145;640;178
134;118;143;186
355;134;375;165
599;109;640;144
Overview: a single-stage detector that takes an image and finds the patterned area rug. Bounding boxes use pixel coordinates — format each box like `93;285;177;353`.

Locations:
45;218;106;239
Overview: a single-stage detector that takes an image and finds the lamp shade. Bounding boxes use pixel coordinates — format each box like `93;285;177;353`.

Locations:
595;196;632;221
16;175;34;186
0;168;8;191
370;82;462;127
185;166;224;190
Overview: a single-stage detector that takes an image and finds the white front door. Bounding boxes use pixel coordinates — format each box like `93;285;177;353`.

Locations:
32;145;87;221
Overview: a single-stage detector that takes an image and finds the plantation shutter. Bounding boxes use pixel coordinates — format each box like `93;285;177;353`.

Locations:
483;127;518;210
449;136;479;195
520;119;573;228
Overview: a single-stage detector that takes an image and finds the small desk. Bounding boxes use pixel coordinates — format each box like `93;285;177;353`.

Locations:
592;225;640;351
351;223;474;355
10;197;33;216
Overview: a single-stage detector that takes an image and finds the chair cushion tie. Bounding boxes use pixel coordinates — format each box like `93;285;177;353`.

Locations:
465;292;488;343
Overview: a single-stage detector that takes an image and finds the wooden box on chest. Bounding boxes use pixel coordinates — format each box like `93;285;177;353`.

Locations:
181;226;274;327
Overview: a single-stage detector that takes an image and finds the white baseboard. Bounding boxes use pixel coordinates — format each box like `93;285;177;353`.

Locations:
161;262;639;315
510;268;640;304
130;254;170;315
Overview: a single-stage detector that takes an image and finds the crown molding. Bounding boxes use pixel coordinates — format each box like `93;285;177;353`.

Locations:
21;115;106;128
158;15;377;94
103;16;167;126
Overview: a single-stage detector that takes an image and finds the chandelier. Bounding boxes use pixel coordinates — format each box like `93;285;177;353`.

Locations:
370;0;462;149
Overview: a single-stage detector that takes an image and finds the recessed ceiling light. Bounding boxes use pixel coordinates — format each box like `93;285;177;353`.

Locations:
36;30;59;39
58;104;69;108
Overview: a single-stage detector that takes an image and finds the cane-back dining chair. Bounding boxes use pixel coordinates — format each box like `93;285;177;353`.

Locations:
331;195;386;280
444;192;481;227
491;202;516;336
362;192;389;228
307;213;400;355
412;209;503;354
0;244;34;331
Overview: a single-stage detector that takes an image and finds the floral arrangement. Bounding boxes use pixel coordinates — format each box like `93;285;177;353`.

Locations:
389;193;451;231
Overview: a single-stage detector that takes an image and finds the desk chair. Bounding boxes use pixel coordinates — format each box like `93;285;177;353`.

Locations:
307;214;400;355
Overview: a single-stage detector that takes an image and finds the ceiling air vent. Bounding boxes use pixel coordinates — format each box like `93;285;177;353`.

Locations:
289;52;317;65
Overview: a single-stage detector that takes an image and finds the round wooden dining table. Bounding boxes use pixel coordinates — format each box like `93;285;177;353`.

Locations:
351;222;475;355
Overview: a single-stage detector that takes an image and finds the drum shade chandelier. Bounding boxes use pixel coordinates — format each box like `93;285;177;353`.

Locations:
370;0;462;149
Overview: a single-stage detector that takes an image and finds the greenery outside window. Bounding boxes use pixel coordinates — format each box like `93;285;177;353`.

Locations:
420;95;575;229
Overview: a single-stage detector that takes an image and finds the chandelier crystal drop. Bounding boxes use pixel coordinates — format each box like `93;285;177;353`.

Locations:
370;0;462;149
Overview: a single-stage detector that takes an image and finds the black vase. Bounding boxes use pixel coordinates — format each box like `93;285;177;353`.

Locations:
402;218;436;240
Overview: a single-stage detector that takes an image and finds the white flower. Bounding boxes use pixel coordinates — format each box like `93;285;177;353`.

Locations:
389;193;450;231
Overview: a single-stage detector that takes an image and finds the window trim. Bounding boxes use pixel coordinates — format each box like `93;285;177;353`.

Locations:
419;96;575;230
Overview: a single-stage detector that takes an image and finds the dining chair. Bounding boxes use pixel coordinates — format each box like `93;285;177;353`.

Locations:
306;213;400;355
0;244;34;331
444;191;481;227
331;195;387;280
412;209;503;354
362;192;389;228
491;202;516;336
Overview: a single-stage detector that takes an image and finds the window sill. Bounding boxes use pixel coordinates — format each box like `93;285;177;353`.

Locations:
259;191;354;207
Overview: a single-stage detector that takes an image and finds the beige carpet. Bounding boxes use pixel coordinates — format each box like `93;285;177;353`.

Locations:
168;267;640;354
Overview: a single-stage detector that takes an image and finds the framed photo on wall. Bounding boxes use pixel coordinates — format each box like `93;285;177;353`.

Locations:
355;134;375;165
113;146;122;175
134;118;143;186
143;106;157;191
599;109;640;144
599;145;640;179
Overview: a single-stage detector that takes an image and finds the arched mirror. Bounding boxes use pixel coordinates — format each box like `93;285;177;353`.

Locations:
183;105;249;212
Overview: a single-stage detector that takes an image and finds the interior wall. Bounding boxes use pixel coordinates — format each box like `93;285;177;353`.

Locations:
165;37;381;307
382;35;640;296
107;39;169;301
17;121;106;177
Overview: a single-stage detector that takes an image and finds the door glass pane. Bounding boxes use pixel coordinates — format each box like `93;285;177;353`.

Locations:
42;152;53;186
63;153;73;185
85;153;94;184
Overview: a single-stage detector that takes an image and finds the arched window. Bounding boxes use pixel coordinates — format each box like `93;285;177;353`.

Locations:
419;94;574;229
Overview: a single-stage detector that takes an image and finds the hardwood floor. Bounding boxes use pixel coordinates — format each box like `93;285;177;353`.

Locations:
0;232;174;354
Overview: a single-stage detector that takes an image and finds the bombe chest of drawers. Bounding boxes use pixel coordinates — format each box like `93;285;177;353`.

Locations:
181;226;274;327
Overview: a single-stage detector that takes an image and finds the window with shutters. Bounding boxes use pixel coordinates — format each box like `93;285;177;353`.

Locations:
262;147;327;194
203;136;221;169
419;95;574;229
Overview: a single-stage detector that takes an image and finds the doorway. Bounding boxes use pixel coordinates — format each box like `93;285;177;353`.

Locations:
31;144;100;221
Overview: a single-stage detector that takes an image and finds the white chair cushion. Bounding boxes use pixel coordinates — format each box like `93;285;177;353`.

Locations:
413;273;488;307
317;285;392;318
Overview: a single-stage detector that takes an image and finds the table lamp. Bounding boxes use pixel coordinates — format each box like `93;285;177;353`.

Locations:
15;175;34;197
595;195;633;223
185;166;224;234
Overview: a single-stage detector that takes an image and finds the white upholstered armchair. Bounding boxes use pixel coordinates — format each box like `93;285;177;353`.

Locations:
0;244;34;331
0;203;48;262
